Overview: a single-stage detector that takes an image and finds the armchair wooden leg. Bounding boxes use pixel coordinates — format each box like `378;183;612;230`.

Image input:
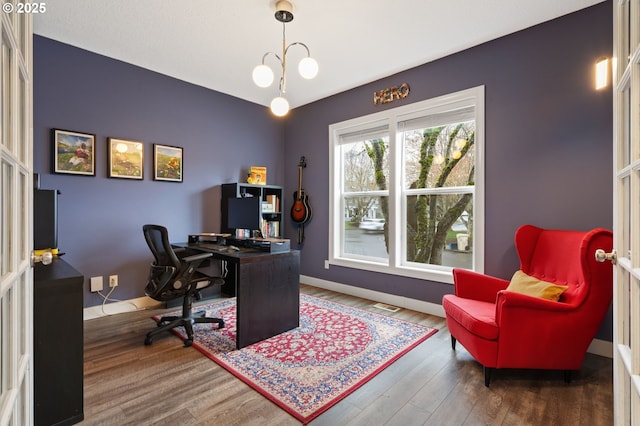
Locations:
483;366;493;387
564;370;572;384
451;335;456;350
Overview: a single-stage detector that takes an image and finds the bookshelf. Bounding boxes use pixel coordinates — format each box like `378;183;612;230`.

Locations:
221;183;283;238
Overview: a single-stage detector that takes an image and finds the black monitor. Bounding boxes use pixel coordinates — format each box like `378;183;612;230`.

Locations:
227;196;261;233
34;189;58;250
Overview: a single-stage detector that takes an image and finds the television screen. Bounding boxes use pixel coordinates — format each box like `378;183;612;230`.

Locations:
227;196;261;231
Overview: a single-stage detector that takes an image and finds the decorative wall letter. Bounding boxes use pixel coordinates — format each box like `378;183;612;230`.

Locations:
373;83;410;105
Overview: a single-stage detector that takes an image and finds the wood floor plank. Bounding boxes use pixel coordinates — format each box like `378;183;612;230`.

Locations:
78;284;612;425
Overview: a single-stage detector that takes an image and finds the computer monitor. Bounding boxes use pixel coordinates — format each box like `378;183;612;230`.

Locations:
227;196;261;234
34;189;58;250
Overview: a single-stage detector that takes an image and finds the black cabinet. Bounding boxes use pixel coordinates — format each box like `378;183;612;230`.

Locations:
221;183;283;237
34;258;84;426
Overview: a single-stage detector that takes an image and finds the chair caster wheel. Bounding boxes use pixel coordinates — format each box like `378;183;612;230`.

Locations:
144;336;153;345
184;339;193;347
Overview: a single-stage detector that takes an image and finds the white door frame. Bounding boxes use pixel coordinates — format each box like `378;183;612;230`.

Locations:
0;4;33;426
613;0;640;424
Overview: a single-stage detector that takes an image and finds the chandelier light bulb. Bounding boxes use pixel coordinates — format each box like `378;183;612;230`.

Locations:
254;0;316;116
298;57;319;79
270;96;290;116
253;64;274;88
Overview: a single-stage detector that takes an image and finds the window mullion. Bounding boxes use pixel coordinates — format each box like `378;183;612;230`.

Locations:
388;120;399;268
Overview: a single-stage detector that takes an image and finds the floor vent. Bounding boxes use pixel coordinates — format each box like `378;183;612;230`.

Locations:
373;302;401;313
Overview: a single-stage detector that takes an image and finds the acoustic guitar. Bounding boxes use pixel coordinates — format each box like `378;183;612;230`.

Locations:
291;156;312;224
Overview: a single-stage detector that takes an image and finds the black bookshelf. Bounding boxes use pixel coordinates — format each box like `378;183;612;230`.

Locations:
221;183;283;238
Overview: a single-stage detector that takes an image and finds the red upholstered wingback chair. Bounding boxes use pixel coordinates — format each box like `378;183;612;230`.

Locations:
442;224;613;386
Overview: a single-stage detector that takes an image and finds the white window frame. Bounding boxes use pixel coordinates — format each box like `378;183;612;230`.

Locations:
328;86;485;284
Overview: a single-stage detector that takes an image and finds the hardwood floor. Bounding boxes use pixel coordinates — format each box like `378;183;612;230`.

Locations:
79;284;613;425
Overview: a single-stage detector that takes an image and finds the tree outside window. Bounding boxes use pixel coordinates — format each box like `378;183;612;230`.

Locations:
401;122;474;268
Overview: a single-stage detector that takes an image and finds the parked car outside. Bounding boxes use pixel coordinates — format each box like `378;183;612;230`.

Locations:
359;218;385;233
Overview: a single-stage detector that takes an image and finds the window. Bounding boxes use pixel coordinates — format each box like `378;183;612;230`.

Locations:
329;86;484;283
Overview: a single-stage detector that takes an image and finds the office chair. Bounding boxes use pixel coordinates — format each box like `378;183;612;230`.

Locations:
142;224;225;347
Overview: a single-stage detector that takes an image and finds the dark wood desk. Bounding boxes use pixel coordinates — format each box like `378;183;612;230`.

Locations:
34;258;84;426
176;244;300;349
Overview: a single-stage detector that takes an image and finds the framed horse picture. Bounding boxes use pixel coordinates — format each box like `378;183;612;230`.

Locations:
52;129;96;176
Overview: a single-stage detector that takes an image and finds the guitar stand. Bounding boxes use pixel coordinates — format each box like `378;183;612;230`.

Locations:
297;224;305;244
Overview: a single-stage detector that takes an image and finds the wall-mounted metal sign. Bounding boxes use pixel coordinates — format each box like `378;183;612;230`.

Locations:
373;83;410;105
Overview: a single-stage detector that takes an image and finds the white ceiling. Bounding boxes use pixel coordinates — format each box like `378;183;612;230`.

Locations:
33;0;605;110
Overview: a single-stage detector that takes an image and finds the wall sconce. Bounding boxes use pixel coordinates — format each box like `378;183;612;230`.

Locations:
252;0;318;117
596;57;609;90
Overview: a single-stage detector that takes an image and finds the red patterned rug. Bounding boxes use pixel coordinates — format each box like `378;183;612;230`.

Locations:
155;294;437;424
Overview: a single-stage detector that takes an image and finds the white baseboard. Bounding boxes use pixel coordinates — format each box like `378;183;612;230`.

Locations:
300;274;613;359
300;274;445;317
83;296;161;320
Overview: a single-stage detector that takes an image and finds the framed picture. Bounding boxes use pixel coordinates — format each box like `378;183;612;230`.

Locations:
52;129;96;176
108;138;144;179
153;144;183;182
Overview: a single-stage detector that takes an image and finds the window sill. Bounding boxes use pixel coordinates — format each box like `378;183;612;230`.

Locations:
326;257;454;284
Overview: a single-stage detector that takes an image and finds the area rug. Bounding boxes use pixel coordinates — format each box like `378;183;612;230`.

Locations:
154;294;437;424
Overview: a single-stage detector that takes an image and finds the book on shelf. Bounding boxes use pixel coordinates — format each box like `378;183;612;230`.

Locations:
261;219;280;238
265;194;279;211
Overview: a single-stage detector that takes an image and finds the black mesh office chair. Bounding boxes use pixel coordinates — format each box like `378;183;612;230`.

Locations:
142;224;225;347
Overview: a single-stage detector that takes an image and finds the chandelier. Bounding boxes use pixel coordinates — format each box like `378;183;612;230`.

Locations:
252;0;318;117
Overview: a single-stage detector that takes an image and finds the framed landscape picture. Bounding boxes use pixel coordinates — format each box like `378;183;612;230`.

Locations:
153;144;183;182
108;138;144;179
52;129;96;176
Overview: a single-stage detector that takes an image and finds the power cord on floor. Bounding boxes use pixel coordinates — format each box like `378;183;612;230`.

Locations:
221;260;228;278
97;286;142;316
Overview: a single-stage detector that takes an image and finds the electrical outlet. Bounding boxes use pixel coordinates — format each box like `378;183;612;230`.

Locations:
90;276;103;292
109;275;118;287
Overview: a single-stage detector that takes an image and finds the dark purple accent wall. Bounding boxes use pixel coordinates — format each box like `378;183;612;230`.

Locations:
282;2;613;339
34;36;284;307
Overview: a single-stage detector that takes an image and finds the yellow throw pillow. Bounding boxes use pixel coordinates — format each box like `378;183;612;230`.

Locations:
506;270;568;302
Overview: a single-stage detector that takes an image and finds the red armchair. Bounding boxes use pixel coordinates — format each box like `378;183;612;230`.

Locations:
442;224;613;386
